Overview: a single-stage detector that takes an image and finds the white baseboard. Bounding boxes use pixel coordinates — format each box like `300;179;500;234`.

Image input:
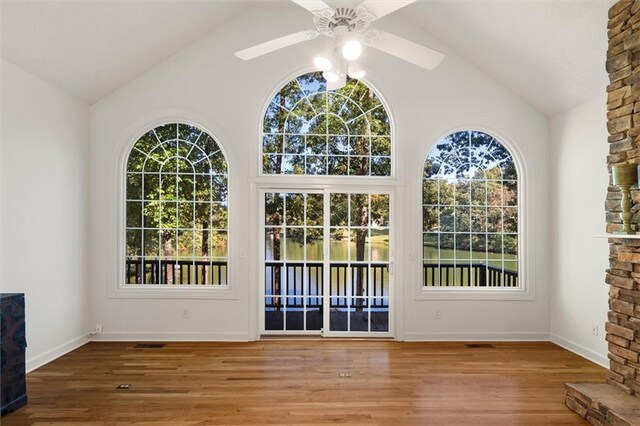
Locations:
27;334;90;373
93;331;252;342
402;331;550;341
550;333;608;368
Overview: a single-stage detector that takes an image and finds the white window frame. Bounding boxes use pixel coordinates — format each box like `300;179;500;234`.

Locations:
111;117;235;300
414;127;534;301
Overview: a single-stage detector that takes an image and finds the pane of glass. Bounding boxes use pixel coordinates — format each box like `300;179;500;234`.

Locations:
328;155;348;175
487;208;503;232
125;229;142;257
264;302;284;331
504;207;518;233
471;234;487;260
177;202;194;229
350;136;369;156
371;156;391;176
487;234;503;258
143;230;160;258
455;234;471;260
504;180;518;206
127;149;146;172
306;263;323;298
370;298;389;332
454;179;470;206
329;298;348;332
144;174;160;200
470;207;487;232
306;155;327;175
263;134;283;154
423;233;439;261
154;123;177;142
351;265;369;297
176;230;195;259
423;179;438;205
330;228;349;261
282;155;304;174
211;203;228;229
263;154;279;174
285;228;304;261
305;297;323;331
350;194;369;226
371;137;391;156
126;202;143;228
349;156;369;176
504;234;518;257
423;206;438;231
371;195;389;228
211;231;227;258
160;230;176;259
285;306;304;331
370;229;389;262
285;193;305;226
284;135;304;154
438;233;454;254
439;207;454;232
177;175;194;200
423;264;442;286
487;181;503;206
455;206;470;232
504;261;518;273
330;193;348;226
471;180;486;206
329;136;349;155
265;193;284;226
350;230;370;262
350;299;368;331
306;135;326;155
439;180;454;205
306;194;323;226
127;174;142;200
306;228;323;261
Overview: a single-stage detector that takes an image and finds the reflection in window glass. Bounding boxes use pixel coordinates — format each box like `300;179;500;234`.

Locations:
262;72;391;176
422;131;519;288
124;123;228;286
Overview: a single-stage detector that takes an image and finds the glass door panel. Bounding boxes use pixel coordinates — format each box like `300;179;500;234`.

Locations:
262;190;391;336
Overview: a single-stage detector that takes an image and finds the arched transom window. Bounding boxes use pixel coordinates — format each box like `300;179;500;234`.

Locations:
422;131;519;288
262;72;391;176
124;123;228;286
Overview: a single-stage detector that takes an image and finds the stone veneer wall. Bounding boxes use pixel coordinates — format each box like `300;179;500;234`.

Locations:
605;0;640;397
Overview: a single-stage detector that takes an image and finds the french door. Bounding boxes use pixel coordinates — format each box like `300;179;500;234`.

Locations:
261;189;392;337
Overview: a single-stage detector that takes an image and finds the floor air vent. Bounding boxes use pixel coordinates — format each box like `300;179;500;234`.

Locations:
134;343;166;349
464;343;495;348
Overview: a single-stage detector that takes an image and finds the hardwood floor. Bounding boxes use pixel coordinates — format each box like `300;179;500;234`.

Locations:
3;341;605;425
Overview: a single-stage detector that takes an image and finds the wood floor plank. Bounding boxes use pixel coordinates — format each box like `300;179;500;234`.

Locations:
2;341;604;425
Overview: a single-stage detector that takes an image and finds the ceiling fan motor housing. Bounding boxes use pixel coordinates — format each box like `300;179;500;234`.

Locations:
314;6;374;36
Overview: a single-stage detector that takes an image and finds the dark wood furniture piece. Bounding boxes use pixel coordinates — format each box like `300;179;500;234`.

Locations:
1;293;27;415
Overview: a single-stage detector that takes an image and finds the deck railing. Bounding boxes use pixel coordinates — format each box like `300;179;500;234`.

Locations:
264;262;389;309
423;263;518;287
125;259;227;285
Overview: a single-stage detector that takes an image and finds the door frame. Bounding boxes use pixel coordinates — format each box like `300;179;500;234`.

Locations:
257;185;396;338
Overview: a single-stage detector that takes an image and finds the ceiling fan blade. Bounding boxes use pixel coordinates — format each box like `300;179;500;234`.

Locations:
292;0;333;13
235;31;319;61
367;30;445;70
358;0;416;20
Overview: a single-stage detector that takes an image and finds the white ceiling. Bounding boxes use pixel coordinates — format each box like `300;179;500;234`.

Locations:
2;0;613;116
404;0;613;116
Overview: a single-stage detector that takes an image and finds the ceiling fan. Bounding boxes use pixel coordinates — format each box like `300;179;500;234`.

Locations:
234;0;445;90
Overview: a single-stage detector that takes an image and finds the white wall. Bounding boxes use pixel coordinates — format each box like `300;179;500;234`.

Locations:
549;95;609;366
1;59;92;370
89;6;551;342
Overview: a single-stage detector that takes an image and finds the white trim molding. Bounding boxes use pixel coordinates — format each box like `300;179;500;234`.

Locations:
27;334;90;373
93;331;253;342
550;333;608;368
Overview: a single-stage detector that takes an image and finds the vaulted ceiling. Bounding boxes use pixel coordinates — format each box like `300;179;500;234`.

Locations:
2;0;613;116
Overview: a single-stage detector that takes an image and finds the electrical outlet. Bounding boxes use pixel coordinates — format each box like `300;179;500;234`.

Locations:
182;308;189;319
96;324;103;334
435;310;442;320
592;325;598;336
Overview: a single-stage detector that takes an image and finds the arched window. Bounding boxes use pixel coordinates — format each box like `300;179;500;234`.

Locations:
422;131;519;288
124;123;228;286
262;72;391;176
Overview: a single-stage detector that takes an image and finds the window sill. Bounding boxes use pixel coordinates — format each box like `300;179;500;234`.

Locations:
109;285;237;300
415;286;534;301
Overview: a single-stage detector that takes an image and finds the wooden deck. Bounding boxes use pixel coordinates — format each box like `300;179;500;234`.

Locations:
265;309;389;332
3;340;605;425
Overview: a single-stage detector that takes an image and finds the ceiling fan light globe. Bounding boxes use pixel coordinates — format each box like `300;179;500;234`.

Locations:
314;55;333;71
341;40;362;61
323;71;340;82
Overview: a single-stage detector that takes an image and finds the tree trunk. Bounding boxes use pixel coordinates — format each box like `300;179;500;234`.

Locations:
163;232;174;285
355;203;368;311
201;222;209;285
